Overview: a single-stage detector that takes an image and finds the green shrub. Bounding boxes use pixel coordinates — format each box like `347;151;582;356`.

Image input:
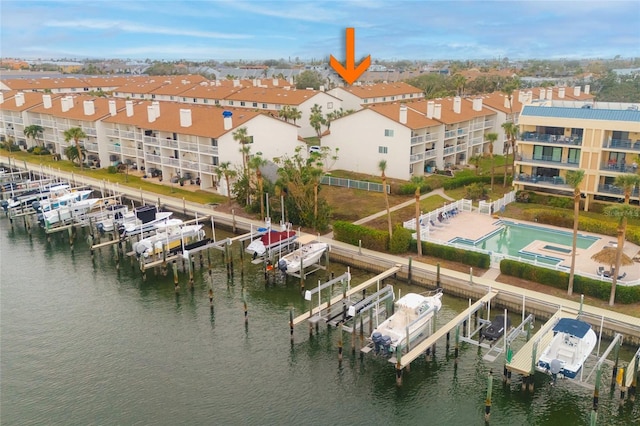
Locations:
500;259;640;304
107;165;118;174
332;221;389;251
398;182;432;196
442;175;508;190
409;240;490;268
389;225;412;254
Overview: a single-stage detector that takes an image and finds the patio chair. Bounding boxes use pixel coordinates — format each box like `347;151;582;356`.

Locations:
617;272;626;280
597;266;604;276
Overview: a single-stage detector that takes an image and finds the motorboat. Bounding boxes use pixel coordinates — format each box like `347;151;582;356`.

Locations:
246;223;297;258
536;318;597;379
5;183;71;210
117;205;172;237
34;187;93;212
481;315;511;341
132;219;205;258
38;196;102;227
95;204;129;233
277;240;328;274
371;290;443;355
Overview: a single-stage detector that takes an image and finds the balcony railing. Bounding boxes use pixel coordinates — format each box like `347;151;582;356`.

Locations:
470;136;484;146
143;135;160;146
146;154;161;164
444;130;456;139
121;146;138;156
521;132;582;146
11;116;24;124
84;142;99;152
600;162;638;173
82;127;97;137
120;130;136;140
409;152;424;163
598;184;639;197
181;160;200;171
199;145;219;155
456;143;467;152
604;139;640;151
424;148;437;159
106;128;120;137
180;141;200;152
165;157;180;167
514;174;570;187
443;146;456;155
40;119;55;128
31;118;42;126
160;138;179;149
518;155;579;168
108;144;121;153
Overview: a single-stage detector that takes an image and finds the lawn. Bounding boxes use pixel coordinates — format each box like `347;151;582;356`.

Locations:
365;194;450;230
322;185;410;222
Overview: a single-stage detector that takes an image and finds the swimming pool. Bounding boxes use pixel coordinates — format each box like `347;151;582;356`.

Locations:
450;220;600;265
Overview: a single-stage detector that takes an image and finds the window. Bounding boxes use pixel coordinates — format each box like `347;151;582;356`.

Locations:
252;102;258;108
533;145;562;162
240;101;246;106
384;129;394;137
275;104;281;110
183;97;187;102
567;148;580;164
229;101;234;106
363;99;368;104
262;103;268;108
170;96;174;101
151;94;156;99
215;100;220;105
211;138;218;146
212;156;219;166
204;99;208;104
378;146;388;154
391;96;395;101
402;94;406;99
139;94;144;98
327;102;333;110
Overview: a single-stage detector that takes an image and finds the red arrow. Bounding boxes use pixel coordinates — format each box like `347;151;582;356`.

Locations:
330;28;371;85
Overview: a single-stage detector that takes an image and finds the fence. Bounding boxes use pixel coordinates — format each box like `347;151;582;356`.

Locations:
403;198;472;240
478;190;517;215
321;176;389;193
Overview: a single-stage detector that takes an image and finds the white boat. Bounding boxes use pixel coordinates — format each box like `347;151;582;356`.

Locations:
536;318;597;379
246;224;297;258
118;205;172;237
132;219;205;258
371;290;443;354
5;183;71;210
277;240;328;274
35;187;93;212
40;197;102;227
95;204;130;233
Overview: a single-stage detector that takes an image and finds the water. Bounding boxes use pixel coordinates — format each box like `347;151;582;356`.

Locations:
451;220;600;266
1;222;638;425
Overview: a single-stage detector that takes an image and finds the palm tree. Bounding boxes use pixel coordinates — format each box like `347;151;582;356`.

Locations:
378;159;392;238
63;127;87;169
604;205;637;305
249;154;268;219
469;154;482;175
23;124;44;148
214;161;237;203
309;104;326;141
484;132;498;191
411;176;424;257
289;107;302;125
501;122;518;187
64;144;82;166
451;73;466;96
278;105;291;123
615;173;640;205
565;170;585;296
232;127;251;179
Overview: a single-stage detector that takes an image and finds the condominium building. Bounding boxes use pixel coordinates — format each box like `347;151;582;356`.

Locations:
327;82;424;111
514;99;640;208
0;91;61;147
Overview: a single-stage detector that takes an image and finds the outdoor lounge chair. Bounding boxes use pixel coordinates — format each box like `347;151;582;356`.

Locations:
597;266;604;276
617;272;627;280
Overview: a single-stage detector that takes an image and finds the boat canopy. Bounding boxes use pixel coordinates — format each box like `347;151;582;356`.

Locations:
552;318;592;338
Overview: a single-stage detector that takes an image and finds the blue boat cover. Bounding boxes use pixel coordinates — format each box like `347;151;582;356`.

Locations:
553;318;591;338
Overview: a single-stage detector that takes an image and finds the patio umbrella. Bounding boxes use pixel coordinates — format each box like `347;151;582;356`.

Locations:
590;247;634;274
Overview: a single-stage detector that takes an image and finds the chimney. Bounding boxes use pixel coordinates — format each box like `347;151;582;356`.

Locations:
453;96;462;114
584;84;590;95
546;88;553;100
233;79;240;87
573;86;581;97
527;91;533;104
147;105;156;123
252;79;258;87
472;98;483;111
152;101;160;118
108;100;117;116
399;104;407;124
426;101;435;119
558;87;565;99
43;94;52;109
319;85;325;92
83;100;95;116
504;96;511;109
179;109;192;127
518;90;524;103
125;100;134;117
61;96;70;112
433;104;442;119
272;78;279;86
539;88;545;100
0;92;3;104
15;92;25;107
223;110;233;130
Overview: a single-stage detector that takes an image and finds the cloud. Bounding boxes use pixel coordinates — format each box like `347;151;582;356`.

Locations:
44;19;252;40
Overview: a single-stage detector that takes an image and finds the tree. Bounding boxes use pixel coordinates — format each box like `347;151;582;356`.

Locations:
565;170;585;296
278;105;291;122
484;132;498;190
469;154;483;175
450;73;467;96
249;153;268;219
63;127;87;169
23;124;44;148
501;122;518;187
411;176;424;257
378;159;392;238
214;161;237;203
232;127;251;180
604;205;638;305
64;144;83;166
309;104;326;141
289;107;302;125
295;70;324;90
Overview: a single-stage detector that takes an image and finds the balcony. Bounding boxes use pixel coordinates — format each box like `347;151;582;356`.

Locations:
146;154;161;164
199;145;219;155
180;141;200;152
165;158;180;167
121;146;138;156
84;142;99;152
409;152;425;163
604;139;640;151
514;174;570;188
106;128;120;137
120;130;136;140
181;160;200;171
410;135;424;145
160;138;179;149
11;116;24;125
82;127;97;137
108;144;121;153
443;145;456;155
517;155;579;168
143;135;160;146
470;136;484;146
444;130;456;139
600;162;638;174
521;132;582;146
424;148;437;159
40;119;55;128
598;183;639;198
456;143;467;153
31;118;42;126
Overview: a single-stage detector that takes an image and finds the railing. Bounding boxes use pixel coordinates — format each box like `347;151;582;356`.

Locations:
145;154;161;164
320;176;390;193
483;119;494;128
470;136;484;146
161;138;179;149
403;198;473;232
143;136;160;146
521;132;582;146
410;135;424;145
120;130;136;140
31;118;42;126
514;174;570;187
82;127;97;137
40;119;55;128
597;184;640;197
164;157;180;167
121;146;138;156
108;144;121;153
600;163;638;173
518;155;579;167
181;160;200;171
457;127;468;136
444;130;456;139
199;164;217;174
106;128;120;137
84;142;99;152
410;152;424;162
12;116;24;124
424;132;439;143
199;145;219;155
456;143;467;152
605;139;640;151
424;148;437;159
478;190;517;215
443;146;456;155
180;141;200;152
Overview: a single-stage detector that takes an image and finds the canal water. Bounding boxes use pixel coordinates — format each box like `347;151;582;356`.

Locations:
1;222;638;425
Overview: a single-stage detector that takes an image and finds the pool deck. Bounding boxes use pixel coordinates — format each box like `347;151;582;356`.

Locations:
425;211;640;284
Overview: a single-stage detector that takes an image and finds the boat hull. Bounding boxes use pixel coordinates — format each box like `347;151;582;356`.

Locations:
536;319;597;379
278;242;328;273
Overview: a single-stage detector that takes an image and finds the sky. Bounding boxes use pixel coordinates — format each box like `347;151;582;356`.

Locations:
1;0;639;62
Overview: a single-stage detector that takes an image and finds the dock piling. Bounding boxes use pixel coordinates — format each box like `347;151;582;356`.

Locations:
485;370;493;422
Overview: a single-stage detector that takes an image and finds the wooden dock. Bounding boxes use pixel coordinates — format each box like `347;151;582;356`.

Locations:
505;308;577;376
393;289;499;369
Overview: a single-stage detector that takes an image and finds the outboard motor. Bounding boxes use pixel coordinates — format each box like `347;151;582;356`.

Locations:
381;335;392;356
96;222;105;236
278;259;287;272
372;332;382;354
0;200;8;212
